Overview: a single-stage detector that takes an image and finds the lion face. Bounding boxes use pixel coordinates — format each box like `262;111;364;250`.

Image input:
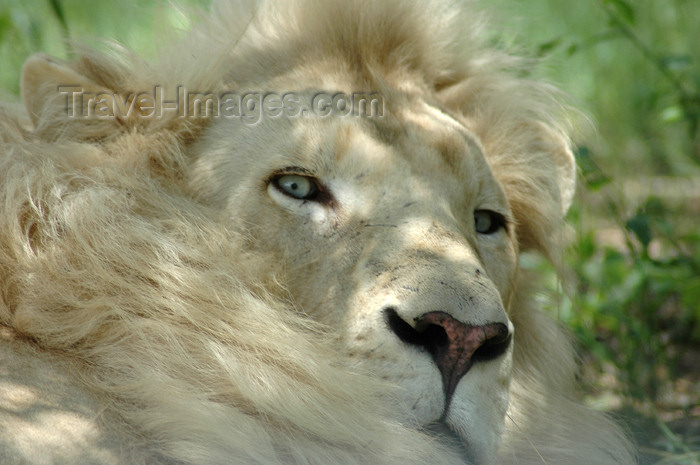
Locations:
189;91;518;463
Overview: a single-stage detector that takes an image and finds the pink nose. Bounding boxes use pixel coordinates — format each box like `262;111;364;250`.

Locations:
386;309;511;402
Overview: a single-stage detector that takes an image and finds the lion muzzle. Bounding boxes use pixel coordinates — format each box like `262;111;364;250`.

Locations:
385;309;512;405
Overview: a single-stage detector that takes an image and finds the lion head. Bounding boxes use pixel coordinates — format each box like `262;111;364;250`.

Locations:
0;1;636;464
187;91;519;462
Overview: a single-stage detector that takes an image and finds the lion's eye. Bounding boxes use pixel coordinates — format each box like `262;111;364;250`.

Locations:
474;210;506;235
272;174;320;200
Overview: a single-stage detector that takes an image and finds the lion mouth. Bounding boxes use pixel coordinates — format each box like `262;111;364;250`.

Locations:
424;422;475;461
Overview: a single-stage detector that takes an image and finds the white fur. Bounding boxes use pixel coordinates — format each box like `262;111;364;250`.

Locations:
0;1;635;464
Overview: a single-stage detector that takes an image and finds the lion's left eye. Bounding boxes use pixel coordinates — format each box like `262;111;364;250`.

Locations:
273;174;320;200
474;210;506;235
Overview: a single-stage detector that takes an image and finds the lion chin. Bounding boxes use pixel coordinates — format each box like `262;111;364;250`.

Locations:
0;1;637;464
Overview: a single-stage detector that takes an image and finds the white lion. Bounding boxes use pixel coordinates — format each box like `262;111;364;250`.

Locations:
0;1;635;464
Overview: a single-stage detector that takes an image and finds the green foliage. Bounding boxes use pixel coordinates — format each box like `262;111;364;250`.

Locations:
565;0;700;404
568;195;700;401
0;0;208;98
490;0;700;176
564;3;700;456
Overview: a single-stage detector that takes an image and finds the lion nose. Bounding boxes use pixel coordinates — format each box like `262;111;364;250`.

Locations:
385;309;511;401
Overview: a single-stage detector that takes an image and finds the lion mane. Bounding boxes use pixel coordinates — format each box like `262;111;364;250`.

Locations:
0;1;635;464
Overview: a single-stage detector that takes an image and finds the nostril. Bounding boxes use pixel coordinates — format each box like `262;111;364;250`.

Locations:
471;321;511;363
385;307;448;348
384;308;511;402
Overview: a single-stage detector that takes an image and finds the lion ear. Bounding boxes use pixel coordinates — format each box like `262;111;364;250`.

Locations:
489;121;577;258
538;123;577;216
22;54;98;127
20;53;133;141
438;76;577;258
557;142;577;216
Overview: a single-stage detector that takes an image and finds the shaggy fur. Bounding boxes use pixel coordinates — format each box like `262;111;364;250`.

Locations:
0;1;635;464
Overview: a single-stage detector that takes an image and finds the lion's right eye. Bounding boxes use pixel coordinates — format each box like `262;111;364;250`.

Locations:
272;174;320;200
474;210;507;235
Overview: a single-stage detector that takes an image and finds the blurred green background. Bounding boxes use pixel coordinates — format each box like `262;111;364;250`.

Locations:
0;0;698;463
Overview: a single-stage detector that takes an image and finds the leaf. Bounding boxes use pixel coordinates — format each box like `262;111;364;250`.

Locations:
602;0;636;25
586;176;612;191
537;37;563;57
565;43;579;56
684;278;700;319
48;0;69;36
643;196;666;216
576;232;597;260
626;213;652;249
660;105;683;124
575;146;612;190
0;12;11;43
660;55;691;71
